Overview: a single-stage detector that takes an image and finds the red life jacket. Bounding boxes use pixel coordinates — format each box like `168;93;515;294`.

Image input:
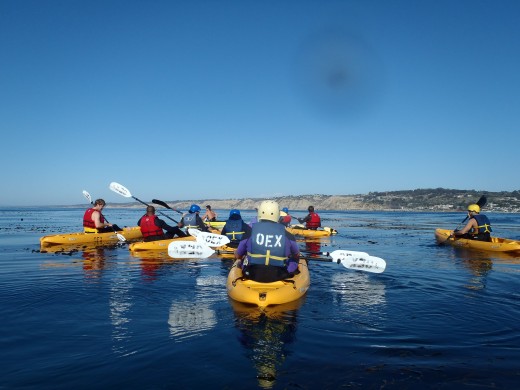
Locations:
83;208;105;230
139;215;164;238
306;212;321;230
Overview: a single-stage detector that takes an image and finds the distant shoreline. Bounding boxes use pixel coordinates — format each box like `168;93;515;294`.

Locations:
3;188;520;212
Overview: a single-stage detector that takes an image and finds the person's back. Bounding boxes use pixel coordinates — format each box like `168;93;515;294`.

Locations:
279;207;292;226
139;206;187;241
454;204;492;242
222;209;251;248
179;204;208;232
138;206;166;242
298;206;321;230
235;200;299;283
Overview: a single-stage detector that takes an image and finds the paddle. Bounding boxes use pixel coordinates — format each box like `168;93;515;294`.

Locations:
82;190;126;242
215;248;386;273
188;228;230;247
152;199;184;215
301;249;386;273
167;241;215;259
109;182;179;224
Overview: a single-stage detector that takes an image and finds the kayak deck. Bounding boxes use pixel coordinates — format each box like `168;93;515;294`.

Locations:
226;259;310;307
40;226;142;247
435;228;520;253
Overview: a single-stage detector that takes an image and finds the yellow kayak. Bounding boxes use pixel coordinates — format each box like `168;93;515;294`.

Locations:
226;259;310;307
435;228;520;253
40;226;143;247
128;235;196;252
286;225;337;237
204;220;226;229
214;244;237;259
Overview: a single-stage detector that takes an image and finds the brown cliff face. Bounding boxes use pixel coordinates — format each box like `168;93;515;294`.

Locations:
105;189;520;213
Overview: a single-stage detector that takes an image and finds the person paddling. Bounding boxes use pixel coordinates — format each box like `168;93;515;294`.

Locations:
453;204;492;242
83;199;122;233
235;200;300;283
221;209;251;248
138;206;187;242
279;207;292;226
297;206;321;230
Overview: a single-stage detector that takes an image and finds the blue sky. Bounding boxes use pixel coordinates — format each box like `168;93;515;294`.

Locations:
1;0;519;206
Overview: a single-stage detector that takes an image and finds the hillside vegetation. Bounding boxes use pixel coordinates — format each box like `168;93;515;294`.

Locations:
107;188;520;213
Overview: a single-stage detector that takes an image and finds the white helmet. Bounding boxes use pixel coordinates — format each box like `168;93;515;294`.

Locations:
258;200;280;222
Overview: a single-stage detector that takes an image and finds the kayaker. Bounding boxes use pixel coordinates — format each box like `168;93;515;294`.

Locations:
83;199;122;233
201;205;217;222
453;204;492;242
138;206;187;242
297;206;321;230
178;204;209;232
235;200;300;283
279;207;292;226
221;209;252;248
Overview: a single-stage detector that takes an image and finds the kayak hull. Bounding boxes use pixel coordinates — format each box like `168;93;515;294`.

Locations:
226;259;310;307
435;228;520;253
286;225;337;237
40;226;142;247
128;235;196;252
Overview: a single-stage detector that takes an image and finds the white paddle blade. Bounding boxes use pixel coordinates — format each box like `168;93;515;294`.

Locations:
82;190;92;204
188;228;230;247
168;241;215;259
116;233;127;242
327;250;370;258
109;182;132;198
329;250;386;273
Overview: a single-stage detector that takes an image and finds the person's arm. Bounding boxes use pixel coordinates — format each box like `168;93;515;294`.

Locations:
155;218;171;231
92;210;110;229
298;214;310;224
137;216;143;226
196;215;208;231
454;219;477;236
235;239;248;259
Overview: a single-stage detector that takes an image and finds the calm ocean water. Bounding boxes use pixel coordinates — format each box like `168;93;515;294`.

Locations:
1;207;520;389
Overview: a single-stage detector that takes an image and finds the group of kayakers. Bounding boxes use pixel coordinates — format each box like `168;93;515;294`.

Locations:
82;198;325;283
82;198;492;284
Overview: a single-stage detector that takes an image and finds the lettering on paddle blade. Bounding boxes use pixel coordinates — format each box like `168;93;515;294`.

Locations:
168;242;214;258
336;253;385;272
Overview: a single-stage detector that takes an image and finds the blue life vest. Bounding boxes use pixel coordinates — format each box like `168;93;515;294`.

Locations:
247;221;287;267
473;214;492;234
224;219;246;244
183;213;199;229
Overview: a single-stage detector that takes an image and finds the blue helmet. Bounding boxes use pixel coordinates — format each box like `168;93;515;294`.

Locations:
189;204;201;213
229;209;241;218
282;207;289;213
